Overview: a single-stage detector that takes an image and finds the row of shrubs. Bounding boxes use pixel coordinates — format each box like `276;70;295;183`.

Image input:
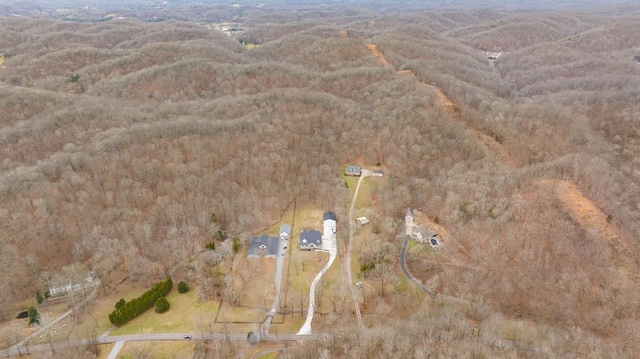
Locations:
109;277;173;326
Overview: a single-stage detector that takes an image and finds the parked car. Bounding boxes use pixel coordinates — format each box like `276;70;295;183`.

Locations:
184;335;192;340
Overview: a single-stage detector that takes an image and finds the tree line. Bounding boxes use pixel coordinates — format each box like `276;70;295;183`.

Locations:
108;276;173;326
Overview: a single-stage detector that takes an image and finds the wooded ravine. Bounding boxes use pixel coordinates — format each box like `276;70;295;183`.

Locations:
1;1;640;357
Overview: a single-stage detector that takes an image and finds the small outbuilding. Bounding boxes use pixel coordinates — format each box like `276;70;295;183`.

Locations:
357;216;370;225
345;165;362;177
279;224;291;240
372;169;383;177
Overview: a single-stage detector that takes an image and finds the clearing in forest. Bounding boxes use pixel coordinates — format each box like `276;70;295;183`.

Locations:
545;179;638;276
366;44;390;66
366;43;514;166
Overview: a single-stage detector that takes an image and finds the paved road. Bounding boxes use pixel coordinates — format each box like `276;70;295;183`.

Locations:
105;341;125;359
345;169;370;328
1;333;315;357
261;232;288;337
399;235;435;295
12;281;99;350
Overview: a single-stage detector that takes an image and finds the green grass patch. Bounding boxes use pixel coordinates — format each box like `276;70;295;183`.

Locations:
110;290;220;335
216;301;267;323
272;315;306;334
257;352;279;359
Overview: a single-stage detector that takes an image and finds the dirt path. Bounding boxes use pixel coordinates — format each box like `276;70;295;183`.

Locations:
366;44;390;66
366;43;515;167
543;179;638;276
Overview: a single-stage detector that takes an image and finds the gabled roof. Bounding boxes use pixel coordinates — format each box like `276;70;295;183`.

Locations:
323;211;336;221
405;208;414;219
413;225;437;239
345;165;362;174
299;229;322;248
247;234;279;258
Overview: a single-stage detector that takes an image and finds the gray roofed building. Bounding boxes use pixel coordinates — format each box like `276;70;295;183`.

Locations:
247;234;280;258
299;229;322;250
411;225;438;244
280;224;291;240
372;169;383;176
345;165;362;176
405;208;414;225
323;212;336;221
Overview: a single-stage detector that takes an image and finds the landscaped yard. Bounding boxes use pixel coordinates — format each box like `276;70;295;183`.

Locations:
110;290;220;335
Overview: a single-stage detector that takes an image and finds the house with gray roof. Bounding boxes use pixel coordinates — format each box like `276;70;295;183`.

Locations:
345;165;362;176
410;225;438;244
247;234;279;258
299;229;322;250
405;208;415;226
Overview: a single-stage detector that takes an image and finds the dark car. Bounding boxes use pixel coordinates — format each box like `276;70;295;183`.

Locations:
184;335;192;339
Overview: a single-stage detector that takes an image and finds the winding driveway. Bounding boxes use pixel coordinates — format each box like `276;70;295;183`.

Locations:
296;236;337;335
400;236;434;295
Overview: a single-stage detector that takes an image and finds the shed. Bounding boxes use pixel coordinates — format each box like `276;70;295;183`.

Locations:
357;216;370;225
279;224;291;240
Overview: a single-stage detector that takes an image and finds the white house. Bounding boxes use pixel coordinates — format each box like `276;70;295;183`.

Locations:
323;212;337;241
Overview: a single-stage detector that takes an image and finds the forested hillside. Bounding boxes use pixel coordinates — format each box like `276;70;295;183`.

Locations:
1;2;640;357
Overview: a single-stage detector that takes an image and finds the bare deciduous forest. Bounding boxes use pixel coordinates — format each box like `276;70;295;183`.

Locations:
1;1;640;357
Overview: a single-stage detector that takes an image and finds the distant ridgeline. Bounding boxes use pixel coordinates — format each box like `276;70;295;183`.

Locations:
108;277;173;326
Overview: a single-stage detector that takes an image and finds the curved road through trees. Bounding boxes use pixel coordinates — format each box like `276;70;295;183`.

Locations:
400;236;435;296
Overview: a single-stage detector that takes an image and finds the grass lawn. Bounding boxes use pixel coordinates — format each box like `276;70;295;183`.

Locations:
257;352;279;359
117;341;195;359
97;343;114;359
216;301;267;323
286;251;326;294
110;289;220;335
272;315;306;334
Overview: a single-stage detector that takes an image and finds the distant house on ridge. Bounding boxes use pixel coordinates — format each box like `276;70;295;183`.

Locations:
345;165;362;176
